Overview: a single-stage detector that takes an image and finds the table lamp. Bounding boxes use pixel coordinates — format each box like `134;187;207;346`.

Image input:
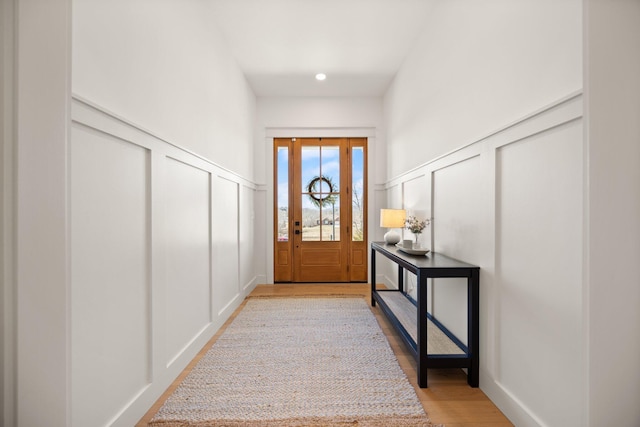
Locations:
380;209;406;244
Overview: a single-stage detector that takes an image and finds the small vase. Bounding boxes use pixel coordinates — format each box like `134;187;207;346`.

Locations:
413;233;421;248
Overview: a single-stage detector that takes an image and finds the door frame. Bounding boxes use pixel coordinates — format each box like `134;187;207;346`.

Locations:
265;128;377;284
274;137;367;283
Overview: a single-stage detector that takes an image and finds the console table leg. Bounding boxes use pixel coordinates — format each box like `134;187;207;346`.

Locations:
417;272;428;387
370;247;376;307
467;269;480;387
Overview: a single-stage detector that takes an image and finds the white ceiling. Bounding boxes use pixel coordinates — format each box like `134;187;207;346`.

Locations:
207;0;434;97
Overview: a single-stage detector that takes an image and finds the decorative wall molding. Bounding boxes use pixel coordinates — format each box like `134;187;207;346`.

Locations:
72;95;259;189
495;380;550;427
218;293;242;319
380;91;585;427
385;91;583;187
70;96;260;426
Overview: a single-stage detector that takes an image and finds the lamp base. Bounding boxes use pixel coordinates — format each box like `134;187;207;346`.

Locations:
383;230;401;245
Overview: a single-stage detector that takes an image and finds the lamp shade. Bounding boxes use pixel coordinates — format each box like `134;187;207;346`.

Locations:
380;209;406;228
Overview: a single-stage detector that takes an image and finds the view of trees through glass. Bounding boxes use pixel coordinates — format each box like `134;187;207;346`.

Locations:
277;146;289;241
351;146;364;241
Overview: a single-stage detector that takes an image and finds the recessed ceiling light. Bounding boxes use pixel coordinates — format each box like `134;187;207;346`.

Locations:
315;73;327;81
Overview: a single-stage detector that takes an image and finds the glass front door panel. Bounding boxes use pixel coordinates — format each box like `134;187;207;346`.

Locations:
302;202;320;241
301;145;341;242
301;146;319;192
321;146;340;188
321;196;340;241
277;146;289;241
351;146;364;241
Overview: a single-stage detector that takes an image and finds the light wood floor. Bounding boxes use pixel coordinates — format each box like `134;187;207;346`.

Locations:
137;284;513;427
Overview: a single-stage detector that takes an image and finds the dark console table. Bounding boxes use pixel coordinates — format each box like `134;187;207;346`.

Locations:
370;242;480;388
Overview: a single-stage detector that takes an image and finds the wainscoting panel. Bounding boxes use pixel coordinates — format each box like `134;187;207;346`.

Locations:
495;119;583;426
253;187;268;285
70;124;151;427
383;93;584;427
372;186;388;284
377;183;404;288
240;185;256;292
164;157;212;367
432;155;483;346
401;174;431;305
70;96;259;426
402;173;430;248
213;175;241;316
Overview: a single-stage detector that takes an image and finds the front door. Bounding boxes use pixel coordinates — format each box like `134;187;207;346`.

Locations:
274;137;367;282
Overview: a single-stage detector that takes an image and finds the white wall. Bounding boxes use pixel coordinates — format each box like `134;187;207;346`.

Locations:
255;97;384;283
14;1;71;426
69;99;258;426
584;0;640;425
72;0;256;180
384;0;582;179
1;0;261;425
255;97;385;184
382;1;585;426
69;1;260;422
70;117;152;426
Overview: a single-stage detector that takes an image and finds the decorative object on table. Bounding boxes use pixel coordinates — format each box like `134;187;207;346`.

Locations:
395;243;430;256
380;208;406;244
405;215;430;246
402;239;413;249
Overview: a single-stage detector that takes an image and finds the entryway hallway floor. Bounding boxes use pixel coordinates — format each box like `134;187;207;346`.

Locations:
137;284;513;427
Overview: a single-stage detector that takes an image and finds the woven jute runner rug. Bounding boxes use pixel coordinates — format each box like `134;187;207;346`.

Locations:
149;297;437;426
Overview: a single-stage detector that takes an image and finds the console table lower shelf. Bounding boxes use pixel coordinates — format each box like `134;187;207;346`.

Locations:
375;291;465;356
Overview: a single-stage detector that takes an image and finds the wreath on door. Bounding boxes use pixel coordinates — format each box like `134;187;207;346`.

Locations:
305;175;338;208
